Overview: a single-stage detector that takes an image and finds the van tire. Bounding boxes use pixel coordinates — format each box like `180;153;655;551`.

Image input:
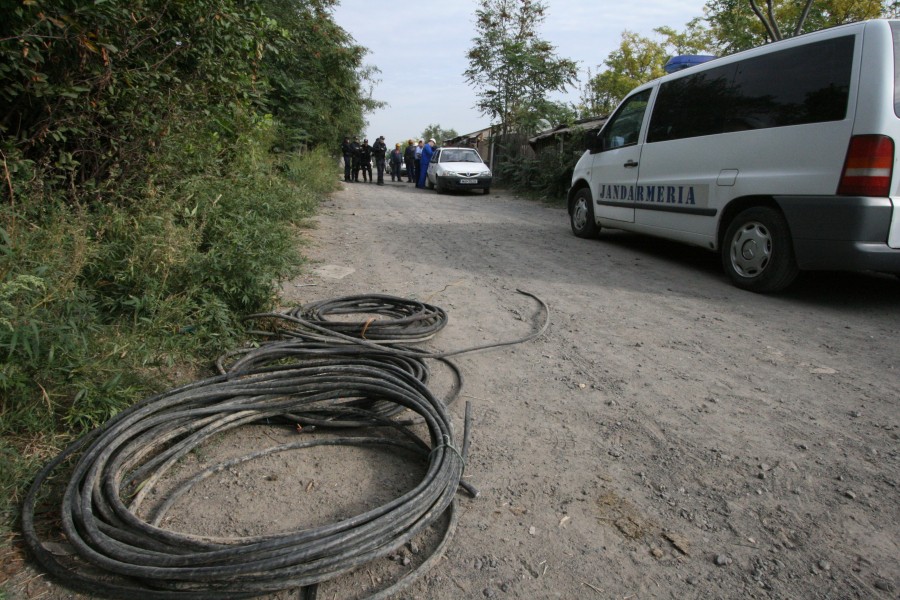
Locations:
570;188;599;238
722;207;799;292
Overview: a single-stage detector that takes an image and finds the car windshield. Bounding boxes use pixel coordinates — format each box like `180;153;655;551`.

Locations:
439;149;482;163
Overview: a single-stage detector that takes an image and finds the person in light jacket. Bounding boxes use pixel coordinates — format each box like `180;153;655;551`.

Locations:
414;140;424;187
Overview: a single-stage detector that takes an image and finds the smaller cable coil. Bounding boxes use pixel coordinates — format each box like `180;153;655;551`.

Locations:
284;294;449;343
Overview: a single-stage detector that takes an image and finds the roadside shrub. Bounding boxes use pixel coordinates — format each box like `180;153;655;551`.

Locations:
0;116;332;539
0;0;358;552
493;129;590;202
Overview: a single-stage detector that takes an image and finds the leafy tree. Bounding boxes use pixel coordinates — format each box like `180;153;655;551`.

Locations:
529;99;578;131
464;0;578;142
1;0;274;194
580;25;714;116
705;0;885;53
259;0;383;150
421;124;459;144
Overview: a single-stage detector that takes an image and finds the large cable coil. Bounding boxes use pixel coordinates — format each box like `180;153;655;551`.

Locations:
22;290;549;599
23;361;472;599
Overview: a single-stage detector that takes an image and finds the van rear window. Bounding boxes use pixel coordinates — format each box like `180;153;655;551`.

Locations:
648;36;854;143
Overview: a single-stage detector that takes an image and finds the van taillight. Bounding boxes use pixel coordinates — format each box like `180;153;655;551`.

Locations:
837;135;894;197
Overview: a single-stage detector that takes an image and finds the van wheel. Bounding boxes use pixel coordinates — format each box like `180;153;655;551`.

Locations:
722;207;798;292
570;188;599;238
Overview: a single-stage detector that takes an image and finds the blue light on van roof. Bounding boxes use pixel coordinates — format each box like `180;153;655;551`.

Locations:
664;55;717;74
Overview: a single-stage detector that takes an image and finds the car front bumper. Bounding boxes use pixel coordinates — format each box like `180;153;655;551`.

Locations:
436;175;493;191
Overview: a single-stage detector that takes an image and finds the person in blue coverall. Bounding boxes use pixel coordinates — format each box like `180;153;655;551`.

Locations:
417;139;435;188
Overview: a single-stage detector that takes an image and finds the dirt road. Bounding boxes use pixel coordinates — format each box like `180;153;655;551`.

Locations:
280;180;900;599
11;180;899;599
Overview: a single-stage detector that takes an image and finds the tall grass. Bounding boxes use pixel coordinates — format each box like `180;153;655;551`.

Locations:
0;114;338;542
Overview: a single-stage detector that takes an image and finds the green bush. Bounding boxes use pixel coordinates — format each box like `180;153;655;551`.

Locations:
0;0;351;553
0;118;336;539
493;130;590;201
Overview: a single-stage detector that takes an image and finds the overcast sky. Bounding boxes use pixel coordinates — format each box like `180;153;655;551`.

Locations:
331;0;709;146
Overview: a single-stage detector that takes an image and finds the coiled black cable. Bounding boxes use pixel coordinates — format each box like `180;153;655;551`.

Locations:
217;341;463;428
285;294;448;343
22;290;549;599
23;363;471;598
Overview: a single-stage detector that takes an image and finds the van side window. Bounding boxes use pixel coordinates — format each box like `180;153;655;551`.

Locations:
647;64;736;141
648;36;854;143
599;90;651;151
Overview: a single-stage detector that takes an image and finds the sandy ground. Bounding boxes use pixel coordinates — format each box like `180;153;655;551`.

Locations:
7;179;900;599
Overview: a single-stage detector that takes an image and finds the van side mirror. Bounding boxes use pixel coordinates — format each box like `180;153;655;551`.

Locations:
587;130;603;153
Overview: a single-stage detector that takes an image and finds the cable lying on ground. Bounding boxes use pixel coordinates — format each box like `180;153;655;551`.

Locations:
22;290;548;599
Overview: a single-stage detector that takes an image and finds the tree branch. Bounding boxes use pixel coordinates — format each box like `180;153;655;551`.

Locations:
793;0;815;37
766;0;783;40
748;0;780;42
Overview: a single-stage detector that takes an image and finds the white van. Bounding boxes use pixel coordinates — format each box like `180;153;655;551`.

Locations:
568;19;900;292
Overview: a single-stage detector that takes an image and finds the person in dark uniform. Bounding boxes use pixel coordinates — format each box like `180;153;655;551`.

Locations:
372;136;387;185
341;136;353;182
350;136;361;182
359;139;373;183
403;139;416;183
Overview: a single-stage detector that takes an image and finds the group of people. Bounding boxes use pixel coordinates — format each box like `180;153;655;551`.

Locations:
340;136;387;184
342;136;436;188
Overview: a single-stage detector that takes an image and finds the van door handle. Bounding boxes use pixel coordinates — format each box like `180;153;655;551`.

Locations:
624;160;639;168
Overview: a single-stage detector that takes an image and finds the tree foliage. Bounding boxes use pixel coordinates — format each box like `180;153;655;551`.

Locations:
705;0;886;53
0;0;376;197
464;0;578;139
1;0;271;193
421;124;459;144
260;0;384;150
580;23;714;117
580;0;888;116
0;0;380;525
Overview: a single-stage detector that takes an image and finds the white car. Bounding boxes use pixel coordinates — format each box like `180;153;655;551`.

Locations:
426;147;492;195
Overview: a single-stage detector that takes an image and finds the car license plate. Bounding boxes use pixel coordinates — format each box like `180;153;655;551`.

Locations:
459;178;477;184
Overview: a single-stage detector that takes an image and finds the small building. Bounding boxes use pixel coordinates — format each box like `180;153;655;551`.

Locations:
443;126;494;167
528;116;608;155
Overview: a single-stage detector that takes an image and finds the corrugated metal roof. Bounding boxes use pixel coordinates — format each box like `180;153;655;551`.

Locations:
528;117;607;144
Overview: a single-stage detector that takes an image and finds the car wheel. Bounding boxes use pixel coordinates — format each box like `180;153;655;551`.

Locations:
435;179;444;194
570;188;598;238
483;188;490;195
426;175;434;190
722;206;798;293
